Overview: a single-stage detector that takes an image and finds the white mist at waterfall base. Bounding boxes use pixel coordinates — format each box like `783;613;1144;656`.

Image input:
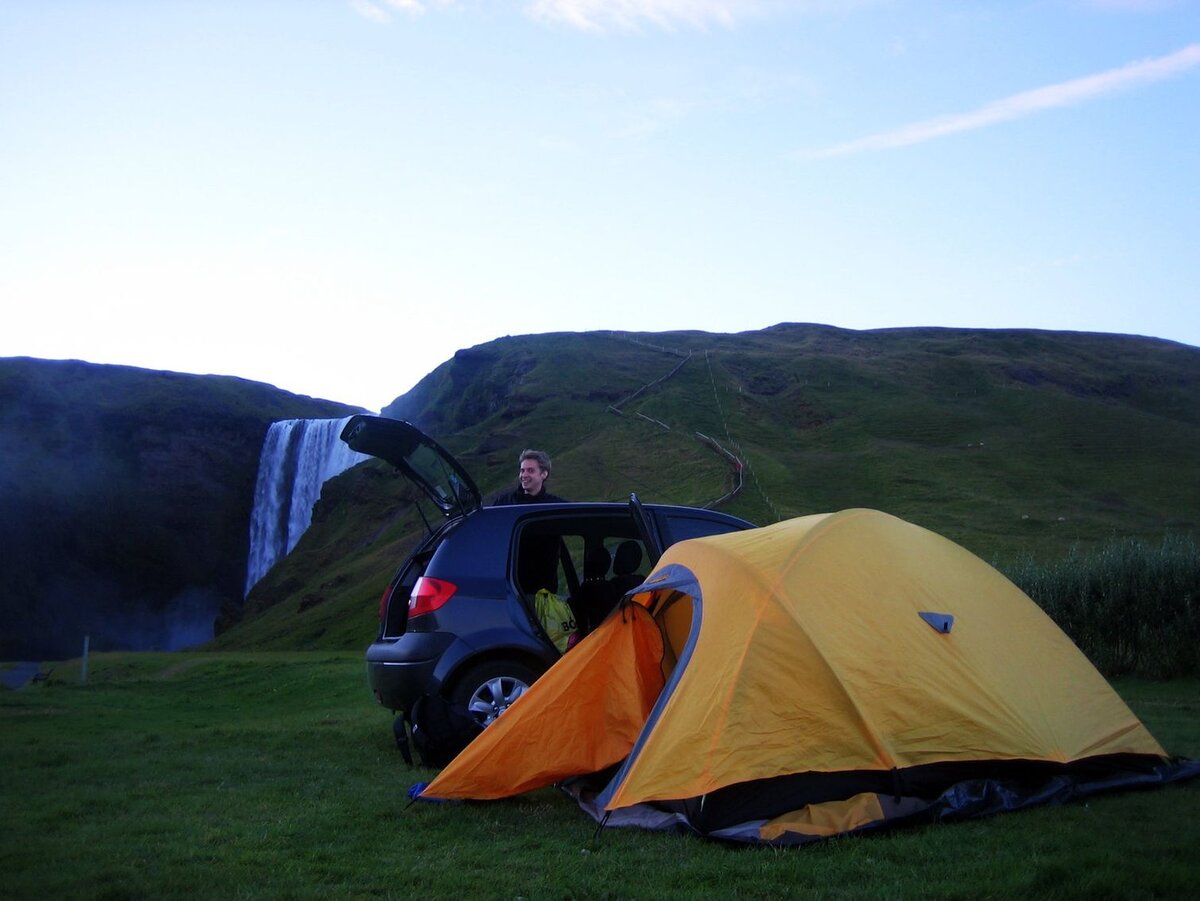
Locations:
244;417;367;595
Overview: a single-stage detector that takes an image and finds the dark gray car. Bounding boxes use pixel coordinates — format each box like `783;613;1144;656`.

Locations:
340;415;754;758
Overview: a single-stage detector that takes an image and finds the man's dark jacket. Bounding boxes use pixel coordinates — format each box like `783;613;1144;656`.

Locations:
490;486;567;506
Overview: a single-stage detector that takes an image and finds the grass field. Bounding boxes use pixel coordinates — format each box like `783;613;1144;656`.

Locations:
3;653;1198;899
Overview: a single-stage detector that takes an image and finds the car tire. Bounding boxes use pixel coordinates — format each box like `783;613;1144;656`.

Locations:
450;660;540;729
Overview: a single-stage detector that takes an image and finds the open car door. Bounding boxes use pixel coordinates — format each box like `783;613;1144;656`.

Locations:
340;415;482;518
627;493;664;566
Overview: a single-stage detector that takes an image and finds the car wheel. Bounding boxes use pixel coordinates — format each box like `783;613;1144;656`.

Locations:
450;660;540;729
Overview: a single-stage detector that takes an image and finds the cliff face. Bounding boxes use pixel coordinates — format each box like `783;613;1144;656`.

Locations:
0;358;361;660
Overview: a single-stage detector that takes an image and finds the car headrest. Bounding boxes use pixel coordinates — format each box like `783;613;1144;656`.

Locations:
612;540;643;576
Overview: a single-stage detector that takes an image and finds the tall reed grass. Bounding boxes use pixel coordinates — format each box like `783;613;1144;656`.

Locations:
1002;534;1200;678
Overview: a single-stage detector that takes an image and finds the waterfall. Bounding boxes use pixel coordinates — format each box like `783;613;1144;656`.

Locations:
244;416;368;595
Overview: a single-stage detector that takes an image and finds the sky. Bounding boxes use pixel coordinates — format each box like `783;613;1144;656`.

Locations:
2;1;1198;414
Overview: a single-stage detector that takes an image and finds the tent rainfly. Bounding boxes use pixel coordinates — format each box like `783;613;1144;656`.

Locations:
419;509;1200;845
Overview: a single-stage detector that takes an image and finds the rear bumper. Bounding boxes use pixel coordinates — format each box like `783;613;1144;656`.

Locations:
365;632;455;713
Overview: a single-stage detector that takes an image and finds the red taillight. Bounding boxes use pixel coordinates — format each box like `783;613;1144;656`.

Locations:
378;585;394;622
408;576;457;617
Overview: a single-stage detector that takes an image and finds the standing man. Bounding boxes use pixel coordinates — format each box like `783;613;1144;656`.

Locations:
492;449;567;505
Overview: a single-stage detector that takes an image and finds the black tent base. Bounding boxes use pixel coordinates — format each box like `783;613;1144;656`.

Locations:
563;754;1200;846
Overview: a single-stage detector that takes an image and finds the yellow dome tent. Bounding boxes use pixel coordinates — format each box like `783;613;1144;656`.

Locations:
421;509;1198;845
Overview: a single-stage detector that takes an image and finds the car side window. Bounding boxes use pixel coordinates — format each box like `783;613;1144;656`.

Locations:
512;514;641;599
659;513;746;546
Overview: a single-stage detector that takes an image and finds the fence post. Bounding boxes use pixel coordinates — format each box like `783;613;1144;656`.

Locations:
80;635;90;684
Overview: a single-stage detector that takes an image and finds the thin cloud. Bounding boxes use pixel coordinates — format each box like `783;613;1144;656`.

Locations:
1082;0;1181;10
524;1;847;32
385;0;439;12
350;0;392;23
350;1;853;30
801;43;1200;160
526;0;738;31
349;0;447;24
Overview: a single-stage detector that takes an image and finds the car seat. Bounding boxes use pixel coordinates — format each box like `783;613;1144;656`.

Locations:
610;540;645;594
569;544;617;638
583;543;611;582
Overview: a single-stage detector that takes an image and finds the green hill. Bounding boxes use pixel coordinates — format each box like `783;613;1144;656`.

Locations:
220;324;1200;652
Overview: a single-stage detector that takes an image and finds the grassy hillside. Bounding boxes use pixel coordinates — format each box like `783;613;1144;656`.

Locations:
220;325;1200;652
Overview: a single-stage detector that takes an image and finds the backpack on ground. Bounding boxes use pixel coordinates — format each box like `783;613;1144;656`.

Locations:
403;694;483;768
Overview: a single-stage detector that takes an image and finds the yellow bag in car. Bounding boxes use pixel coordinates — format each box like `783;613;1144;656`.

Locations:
534;588;577;653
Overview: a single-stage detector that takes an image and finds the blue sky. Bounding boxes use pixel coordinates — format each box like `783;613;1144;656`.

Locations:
2;1;1197;413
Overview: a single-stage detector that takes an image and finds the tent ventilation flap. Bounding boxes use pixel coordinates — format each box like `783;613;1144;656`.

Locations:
918;612;954;633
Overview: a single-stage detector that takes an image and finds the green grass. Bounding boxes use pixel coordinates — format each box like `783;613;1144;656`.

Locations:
3;655;1198;899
